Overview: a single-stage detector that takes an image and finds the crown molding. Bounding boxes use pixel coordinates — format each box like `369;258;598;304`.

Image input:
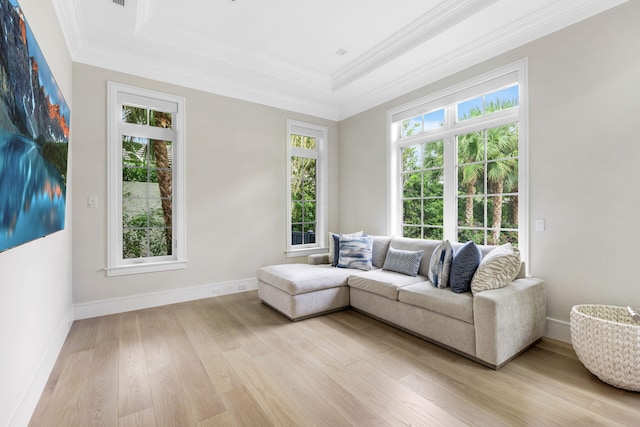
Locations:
72;40;340;120
53;0;628;122
336;0;629;119
331;0;498;91
52;0;86;58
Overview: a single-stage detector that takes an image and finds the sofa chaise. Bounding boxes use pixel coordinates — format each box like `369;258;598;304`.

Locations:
257;235;546;369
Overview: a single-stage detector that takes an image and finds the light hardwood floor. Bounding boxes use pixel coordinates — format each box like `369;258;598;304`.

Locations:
30;290;639;426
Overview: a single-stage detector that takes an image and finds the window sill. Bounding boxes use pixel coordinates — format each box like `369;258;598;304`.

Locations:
285;247;328;259
107;259;188;276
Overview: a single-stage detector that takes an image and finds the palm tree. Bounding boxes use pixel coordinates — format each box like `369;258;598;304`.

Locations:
485;99;518;244
458;129;484;227
486;123;518;244
457;97;519;244
150;113;173;253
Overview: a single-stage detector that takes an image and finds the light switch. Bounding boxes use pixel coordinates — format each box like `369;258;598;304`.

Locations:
88;195;98;208
535;219;545;232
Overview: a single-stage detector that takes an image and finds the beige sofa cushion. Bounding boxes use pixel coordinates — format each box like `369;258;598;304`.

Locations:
371;235;393;268
348;269;426;300
257;264;354;295
398;282;474;324
388;237;441;277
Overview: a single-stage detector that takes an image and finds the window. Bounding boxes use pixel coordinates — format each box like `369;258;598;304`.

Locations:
389;61;527;259
286;119;327;256
107;83;186;275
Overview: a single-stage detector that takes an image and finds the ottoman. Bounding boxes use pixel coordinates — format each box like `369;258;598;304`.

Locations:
256;263;354;320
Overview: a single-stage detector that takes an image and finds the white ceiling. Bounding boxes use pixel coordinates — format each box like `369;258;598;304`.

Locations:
52;0;626;120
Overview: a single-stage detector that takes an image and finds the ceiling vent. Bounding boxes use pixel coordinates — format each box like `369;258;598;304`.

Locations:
113;0;125;6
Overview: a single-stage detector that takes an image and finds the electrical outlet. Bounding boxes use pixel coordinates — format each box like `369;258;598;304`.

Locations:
239;284;247;291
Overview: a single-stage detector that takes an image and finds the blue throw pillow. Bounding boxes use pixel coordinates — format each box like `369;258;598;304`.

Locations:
331;233;341;266
449;241;482;293
382;247;424;277
337;235;374;271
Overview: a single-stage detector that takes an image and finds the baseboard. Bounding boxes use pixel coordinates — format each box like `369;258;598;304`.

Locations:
545;317;571;343
73;277;258;320
10;309;73;427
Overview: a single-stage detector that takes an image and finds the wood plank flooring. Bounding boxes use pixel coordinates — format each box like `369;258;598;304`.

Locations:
30;291;640;426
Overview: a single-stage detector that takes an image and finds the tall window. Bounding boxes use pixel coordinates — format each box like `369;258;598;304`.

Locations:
107;83;186;276
286;120;327;256
389;61;527;257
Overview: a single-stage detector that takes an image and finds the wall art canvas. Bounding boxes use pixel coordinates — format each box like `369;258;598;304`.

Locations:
0;0;70;252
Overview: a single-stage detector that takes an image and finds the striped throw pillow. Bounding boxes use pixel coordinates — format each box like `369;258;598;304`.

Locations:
471;243;521;295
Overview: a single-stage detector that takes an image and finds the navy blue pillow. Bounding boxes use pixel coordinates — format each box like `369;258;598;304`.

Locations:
449;241;482;293
331;233;340;266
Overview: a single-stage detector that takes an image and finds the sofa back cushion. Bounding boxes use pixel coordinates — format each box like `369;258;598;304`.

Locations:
371;235;392;268
389;237;441;277
452;241;497;257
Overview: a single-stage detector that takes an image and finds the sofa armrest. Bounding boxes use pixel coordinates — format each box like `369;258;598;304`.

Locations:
308;253;330;265
473;277;546;367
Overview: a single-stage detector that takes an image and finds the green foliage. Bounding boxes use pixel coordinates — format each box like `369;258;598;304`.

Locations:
458;229;485;245
402;139;445;232
291;134;316;149
290;152;317;241
402;119;422;137
424;227;443;240
122;207;170;258
42;142;68;184
122;139;162;182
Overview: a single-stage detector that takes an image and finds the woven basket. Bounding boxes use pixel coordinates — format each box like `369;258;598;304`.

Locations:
570;304;640;391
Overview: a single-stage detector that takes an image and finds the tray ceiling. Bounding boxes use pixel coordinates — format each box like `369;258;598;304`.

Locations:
52;0;626;120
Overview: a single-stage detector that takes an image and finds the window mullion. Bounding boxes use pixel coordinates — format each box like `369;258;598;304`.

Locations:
443;129;457;241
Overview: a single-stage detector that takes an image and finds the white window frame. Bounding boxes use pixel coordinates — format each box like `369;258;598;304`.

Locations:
286;119;328;257
107;82;187;276
387;60;529;264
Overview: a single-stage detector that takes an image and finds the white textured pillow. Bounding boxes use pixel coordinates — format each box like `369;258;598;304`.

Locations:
428;240;454;288
328;230;363;266
471;243;521;295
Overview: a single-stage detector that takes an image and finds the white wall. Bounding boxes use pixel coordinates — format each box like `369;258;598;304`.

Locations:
0;0;73;426
71;64;340;315
339;1;640;341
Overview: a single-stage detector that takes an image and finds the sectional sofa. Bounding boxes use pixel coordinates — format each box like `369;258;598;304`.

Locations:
257;235;546;368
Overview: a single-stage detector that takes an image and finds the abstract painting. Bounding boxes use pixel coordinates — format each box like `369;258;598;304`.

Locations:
0;0;70;252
